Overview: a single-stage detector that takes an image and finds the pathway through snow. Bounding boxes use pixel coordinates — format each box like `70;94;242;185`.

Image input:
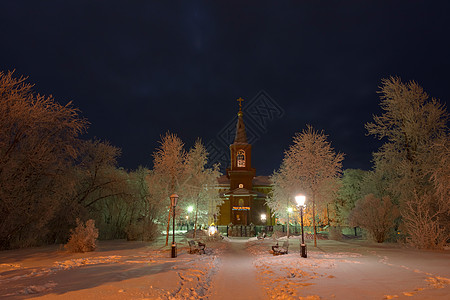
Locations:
1;238;449;299
209;238;265;299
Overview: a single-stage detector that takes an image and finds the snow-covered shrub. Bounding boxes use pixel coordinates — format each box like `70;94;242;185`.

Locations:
205;231;223;242
271;230;286;240
349;194;399;243
402;193;448;250
328;226;343;241
65;219;99;252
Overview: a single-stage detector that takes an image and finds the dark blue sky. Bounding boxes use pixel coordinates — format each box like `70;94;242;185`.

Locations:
1;1;449;175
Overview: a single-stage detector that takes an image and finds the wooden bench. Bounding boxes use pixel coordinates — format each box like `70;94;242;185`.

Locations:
257;232;266;240
272;241;289;255
188;240;206;254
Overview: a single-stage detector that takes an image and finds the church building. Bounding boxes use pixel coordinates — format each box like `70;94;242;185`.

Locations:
216;98;274;226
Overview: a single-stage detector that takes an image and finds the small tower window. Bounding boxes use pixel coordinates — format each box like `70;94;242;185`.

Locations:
237;149;245;167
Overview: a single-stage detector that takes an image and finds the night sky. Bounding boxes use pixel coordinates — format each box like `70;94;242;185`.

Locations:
1;1;449;175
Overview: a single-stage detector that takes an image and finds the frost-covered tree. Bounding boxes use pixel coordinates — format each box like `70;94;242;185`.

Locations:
266;162;296;227
334;169;367;225
268;125;344;246
152;132;186;245
150;135;222;243
182;139;222;237
366;77;449;248
429;136;450;211
0;71;87;249
124;166;162;241
46;139;131;242
75;140;125;207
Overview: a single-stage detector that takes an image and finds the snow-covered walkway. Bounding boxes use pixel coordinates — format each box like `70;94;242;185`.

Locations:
0;237;449;299
209;238;265;299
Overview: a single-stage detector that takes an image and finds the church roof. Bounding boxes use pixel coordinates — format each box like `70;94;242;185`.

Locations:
217;174;230;185
234;113;248;144
221;187;267;198
223;187;258;197
216;174;271;186
252;175;271;186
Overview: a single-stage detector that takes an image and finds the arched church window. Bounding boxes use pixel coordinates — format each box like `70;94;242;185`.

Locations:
238;199;244;206
237;149;245;167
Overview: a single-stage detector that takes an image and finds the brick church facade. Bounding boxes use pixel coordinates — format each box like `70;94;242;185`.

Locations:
216;100;274;226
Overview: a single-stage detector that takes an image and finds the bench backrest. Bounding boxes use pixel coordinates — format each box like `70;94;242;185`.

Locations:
188;240;196;247
282;241;289;249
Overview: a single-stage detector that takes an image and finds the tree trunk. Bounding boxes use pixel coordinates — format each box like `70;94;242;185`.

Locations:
287;212;290;238
313;193;317;247
193;199;199;239
166;179;175;246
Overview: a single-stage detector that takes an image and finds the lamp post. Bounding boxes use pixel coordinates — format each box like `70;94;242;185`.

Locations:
170;194;179;258
261;213;267;235
295;195;307;258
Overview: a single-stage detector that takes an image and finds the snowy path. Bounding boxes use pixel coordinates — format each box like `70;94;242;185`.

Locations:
209;238;265;300
1;238;449;299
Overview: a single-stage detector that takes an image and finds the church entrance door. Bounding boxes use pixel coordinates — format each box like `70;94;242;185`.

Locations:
232;210;248;225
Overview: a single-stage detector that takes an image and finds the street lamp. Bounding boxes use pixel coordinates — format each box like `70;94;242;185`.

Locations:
261;213;267;223
170;194;179;258
295;195;307;258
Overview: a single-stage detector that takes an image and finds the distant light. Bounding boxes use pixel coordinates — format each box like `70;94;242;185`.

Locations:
208;225;217;236
287;207;293;213
261;213;267;221
187;206;194;213
185;215;189;220
295;195;306;206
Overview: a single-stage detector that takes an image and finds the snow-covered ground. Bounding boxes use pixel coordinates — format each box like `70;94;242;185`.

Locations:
0;236;448;299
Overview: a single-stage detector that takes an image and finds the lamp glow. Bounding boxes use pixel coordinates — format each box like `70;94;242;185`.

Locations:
208;224;217;236
295;195;306;207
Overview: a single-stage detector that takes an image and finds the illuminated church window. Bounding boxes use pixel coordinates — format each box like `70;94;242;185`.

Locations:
237;149;245;167
239;199;244;206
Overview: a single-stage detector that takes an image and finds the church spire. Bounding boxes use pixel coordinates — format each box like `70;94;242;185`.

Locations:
234;97;248;144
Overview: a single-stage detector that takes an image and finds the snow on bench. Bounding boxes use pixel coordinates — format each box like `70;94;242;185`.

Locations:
188;240;206;254
272;241;289;255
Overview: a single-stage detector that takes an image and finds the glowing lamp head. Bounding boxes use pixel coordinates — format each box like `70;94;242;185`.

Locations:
287;207;293;213
170;194;179;207
187;206;194;213
261;213;267;221
295;195;306;206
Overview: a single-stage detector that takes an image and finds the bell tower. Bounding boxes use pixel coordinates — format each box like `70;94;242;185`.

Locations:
226;98;256;225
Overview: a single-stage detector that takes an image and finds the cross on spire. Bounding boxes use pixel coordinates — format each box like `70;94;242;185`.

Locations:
237;97;244;111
